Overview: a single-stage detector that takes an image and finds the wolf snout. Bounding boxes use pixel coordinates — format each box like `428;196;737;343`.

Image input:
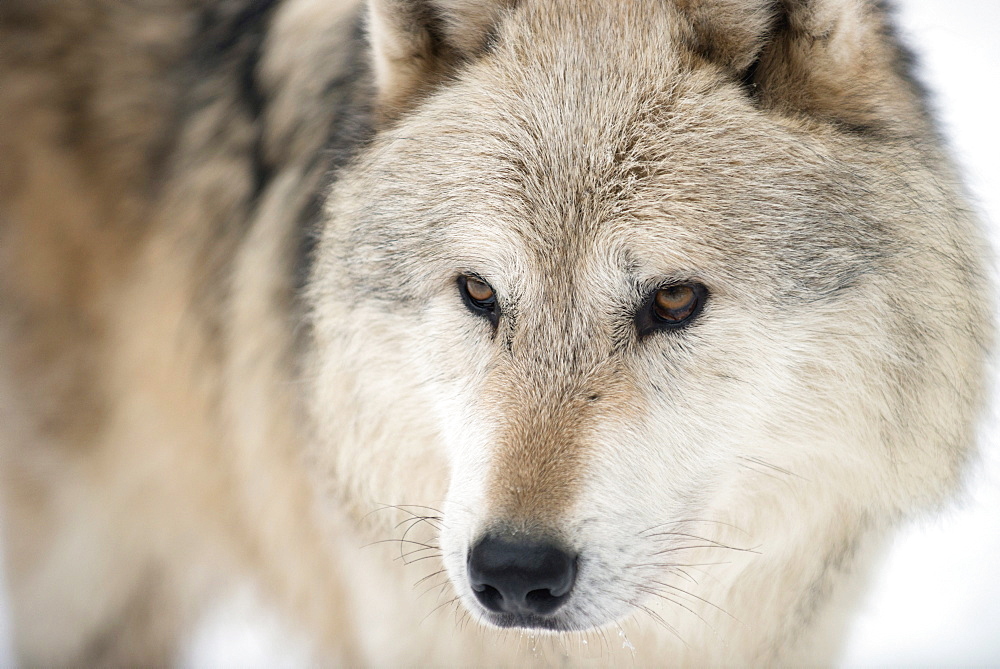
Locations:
467;534;577;618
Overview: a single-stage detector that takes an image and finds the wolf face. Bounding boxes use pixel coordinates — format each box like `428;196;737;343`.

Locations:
308;0;989;647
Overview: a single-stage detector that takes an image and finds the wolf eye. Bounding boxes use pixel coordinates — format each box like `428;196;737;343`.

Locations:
636;282;707;337
458;275;499;325
654;285;699;321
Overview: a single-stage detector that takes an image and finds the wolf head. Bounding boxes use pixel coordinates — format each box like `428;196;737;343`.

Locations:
309;0;989;646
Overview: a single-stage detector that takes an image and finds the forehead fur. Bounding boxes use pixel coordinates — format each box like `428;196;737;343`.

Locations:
335;0;929;304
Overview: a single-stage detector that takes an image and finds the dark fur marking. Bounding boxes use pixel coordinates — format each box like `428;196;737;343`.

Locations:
831;119;885;137
476;0;521;56
414;0;452;61
201;0;282;116
195;0;283;201
737;1;786;101
738;56;762;99
875;0;936;128
479;23;503;55
294;12;376;295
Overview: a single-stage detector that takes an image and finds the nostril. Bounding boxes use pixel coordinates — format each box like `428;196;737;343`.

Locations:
524;587;564;614
472;583;504;613
526;588;555;604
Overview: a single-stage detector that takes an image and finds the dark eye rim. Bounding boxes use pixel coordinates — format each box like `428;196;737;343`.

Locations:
635;281;708;337
458;275;499;326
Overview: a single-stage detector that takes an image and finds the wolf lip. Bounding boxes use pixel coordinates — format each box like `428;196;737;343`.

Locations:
482;611;576;632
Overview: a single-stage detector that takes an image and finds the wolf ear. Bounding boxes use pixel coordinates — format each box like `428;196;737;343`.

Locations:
683;0;925;133
367;0;511;120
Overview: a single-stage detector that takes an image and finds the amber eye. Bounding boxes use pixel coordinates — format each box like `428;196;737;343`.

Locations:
636;282;707;336
654;285;698;322
465;277;494;303
458;275;499;326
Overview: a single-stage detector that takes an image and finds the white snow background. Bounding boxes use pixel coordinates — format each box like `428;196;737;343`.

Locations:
0;0;997;666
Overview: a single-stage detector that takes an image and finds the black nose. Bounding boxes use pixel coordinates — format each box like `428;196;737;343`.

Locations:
467;534;577;617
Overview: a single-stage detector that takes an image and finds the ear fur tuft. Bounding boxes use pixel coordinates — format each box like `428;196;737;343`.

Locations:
367;0;513;120
680;0;928;134
757;0;923;133
675;0;780;74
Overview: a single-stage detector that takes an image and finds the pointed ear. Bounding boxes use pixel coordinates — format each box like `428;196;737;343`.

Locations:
754;0;923;133
367;0;513;120
681;0;926;133
676;0;779;73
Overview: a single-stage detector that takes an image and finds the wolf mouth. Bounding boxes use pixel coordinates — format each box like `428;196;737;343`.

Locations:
480;611;576;632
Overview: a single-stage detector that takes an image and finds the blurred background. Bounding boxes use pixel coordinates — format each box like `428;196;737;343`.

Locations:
0;1;997;666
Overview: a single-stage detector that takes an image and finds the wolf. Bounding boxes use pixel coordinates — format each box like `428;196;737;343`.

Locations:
0;0;991;664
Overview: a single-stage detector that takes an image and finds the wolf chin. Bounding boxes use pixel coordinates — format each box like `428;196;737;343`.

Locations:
0;0;991;664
